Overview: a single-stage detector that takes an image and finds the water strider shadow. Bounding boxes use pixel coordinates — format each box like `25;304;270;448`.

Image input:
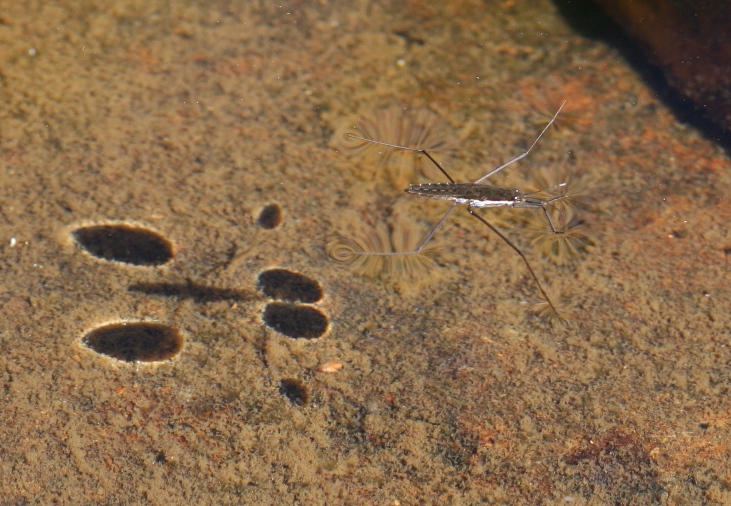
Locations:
129;280;258;303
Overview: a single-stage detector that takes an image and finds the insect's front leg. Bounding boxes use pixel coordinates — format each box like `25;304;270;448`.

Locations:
541;204;560;233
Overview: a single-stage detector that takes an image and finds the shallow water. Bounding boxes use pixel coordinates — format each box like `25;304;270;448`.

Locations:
1;0;730;504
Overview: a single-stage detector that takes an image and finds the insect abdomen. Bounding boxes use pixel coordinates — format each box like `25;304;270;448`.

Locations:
406;183;518;203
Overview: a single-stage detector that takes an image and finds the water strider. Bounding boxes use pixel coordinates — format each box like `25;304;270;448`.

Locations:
343;102;569;318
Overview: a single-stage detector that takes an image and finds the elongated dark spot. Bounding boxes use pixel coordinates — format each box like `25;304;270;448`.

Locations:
257;269;323;303
82;322;183;362
262;302;328;339
72;224;173;266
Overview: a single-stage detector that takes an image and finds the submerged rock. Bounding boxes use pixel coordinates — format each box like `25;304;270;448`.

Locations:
593;0;731;135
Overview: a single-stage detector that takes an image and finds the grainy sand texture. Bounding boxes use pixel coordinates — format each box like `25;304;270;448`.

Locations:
1;0;730;504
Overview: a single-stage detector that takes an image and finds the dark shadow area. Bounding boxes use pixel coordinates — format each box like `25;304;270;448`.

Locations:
279;378;310;406
72;224;175;266
257;268;324;303
129;280;257;303
257;203;283;229
563;430;664;501
262;302;329;339
82;321;184;362
552;0;731;150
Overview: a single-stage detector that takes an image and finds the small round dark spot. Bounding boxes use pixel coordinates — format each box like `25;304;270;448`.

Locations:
262;302;328;339
699;422;709;430
279;378;309;406
82;322;184;362
154;451;167;464
257;269;323;303
72;224;174;266
257;203;283;229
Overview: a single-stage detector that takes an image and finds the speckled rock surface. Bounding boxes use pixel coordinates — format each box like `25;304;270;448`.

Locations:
1;1;730;504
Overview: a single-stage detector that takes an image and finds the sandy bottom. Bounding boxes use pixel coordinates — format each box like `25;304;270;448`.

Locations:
1;0;730;504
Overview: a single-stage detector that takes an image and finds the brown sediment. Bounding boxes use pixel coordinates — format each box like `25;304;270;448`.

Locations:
1;0;730;504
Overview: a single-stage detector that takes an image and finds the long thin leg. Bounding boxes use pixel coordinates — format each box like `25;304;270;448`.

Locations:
345;134;456;183
467;206;561;317
343;131;459;258
473;101;566;184
523;182;567;197
523;183;570;232
540;193;576;233
350;202;457;257
541;205;559;233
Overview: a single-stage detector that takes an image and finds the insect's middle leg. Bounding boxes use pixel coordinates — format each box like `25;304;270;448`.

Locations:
473;101;565;184
351;202;458;257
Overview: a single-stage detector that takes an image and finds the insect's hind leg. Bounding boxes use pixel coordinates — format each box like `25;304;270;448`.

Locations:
466;205;561;318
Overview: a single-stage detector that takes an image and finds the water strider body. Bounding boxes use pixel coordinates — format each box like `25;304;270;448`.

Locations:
340;102;569;318
408;183;535;207
408;182;557;208
406;181;565;233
